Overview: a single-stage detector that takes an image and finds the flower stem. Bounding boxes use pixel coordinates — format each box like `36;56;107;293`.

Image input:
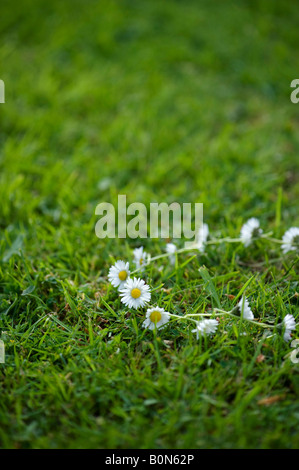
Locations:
213;308;276;328
130;231;284;274
167;313;201;324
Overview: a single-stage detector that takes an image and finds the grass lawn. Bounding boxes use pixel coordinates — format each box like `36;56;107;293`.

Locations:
0;0;299;449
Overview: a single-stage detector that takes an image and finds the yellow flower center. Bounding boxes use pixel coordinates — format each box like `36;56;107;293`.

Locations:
131;288;141;299
150;311;162;323
118;270;127;281
140;258;144;265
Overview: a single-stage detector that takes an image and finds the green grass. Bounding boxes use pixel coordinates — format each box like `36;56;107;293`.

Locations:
0;0;299;449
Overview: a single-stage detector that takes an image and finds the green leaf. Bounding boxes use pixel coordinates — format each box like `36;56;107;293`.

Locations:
2;235;24;262
233;275;256;304
22;285;35;296
101;298;118;318
198;266;221;308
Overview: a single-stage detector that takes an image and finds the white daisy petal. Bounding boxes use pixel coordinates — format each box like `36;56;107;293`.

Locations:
119;277;151;309
108;260;130;290
282;314;296;342
133;246;149;271
166;243;177;265
281;227;299;254
240;218;263;247
142;306;171;330
195;223;209;252
237;296;254;320
191;319;218;339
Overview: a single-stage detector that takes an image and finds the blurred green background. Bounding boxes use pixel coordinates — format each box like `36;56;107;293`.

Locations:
1;0;299;233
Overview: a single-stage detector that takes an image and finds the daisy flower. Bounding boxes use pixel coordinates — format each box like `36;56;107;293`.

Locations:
240;218;263;247
108;260;130;290
281;227;299;254
196;223;209;252
133;246;149;271
282;314;296;342
191;319;218;339
119;277;151;309
237;296;254;320
142;306;170;330
166;243;177;265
